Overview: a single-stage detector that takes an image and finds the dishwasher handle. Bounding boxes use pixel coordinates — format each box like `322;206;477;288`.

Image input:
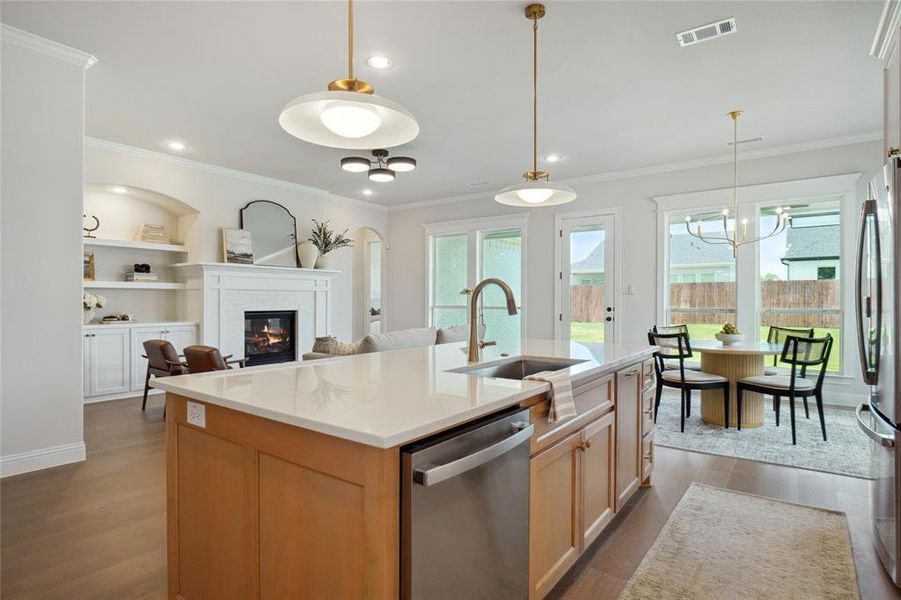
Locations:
413;423;534;487
857;403;896;448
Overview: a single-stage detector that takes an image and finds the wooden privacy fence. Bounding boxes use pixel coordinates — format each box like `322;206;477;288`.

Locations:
571;285;606;322
571;281;841;328
667;280;841;328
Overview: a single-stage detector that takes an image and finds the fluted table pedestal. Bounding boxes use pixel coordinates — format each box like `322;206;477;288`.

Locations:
690;340;783;429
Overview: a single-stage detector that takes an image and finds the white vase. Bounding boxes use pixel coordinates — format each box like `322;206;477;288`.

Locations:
84;309;95;325
297;241;319;269
315;254;331;269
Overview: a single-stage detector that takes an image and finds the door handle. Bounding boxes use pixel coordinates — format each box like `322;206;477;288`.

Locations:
413;424;533;487
855;198;881;385
856;404;894;447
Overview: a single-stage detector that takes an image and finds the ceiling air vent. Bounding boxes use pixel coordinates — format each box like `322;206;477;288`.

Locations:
676;18;737;47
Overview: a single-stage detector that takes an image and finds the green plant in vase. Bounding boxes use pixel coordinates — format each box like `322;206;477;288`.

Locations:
308;219;354;269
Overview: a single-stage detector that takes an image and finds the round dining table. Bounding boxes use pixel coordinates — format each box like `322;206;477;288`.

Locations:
689;340;783;428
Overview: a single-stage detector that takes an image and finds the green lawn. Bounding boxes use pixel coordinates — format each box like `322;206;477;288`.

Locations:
570;321;841;372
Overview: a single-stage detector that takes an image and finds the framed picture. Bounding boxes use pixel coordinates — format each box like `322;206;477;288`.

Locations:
222;228;254;264
83;252;95;281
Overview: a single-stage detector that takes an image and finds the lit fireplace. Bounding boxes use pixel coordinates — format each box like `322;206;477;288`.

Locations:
244;310;297;366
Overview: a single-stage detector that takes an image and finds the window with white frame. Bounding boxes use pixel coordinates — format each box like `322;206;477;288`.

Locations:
758;199;842;372
426;217;526;350
657;175;854;376
665;212;737;340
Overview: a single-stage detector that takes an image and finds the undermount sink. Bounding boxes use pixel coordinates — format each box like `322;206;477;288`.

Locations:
450;357;586;381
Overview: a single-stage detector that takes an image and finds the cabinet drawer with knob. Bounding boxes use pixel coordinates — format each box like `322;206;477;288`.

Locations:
641;387;655;437
641;434;655;482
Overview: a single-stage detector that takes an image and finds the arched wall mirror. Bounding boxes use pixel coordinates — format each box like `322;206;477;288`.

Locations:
353;227;387;337
240;200;298;267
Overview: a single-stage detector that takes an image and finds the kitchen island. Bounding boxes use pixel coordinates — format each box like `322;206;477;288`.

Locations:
153;339;656;599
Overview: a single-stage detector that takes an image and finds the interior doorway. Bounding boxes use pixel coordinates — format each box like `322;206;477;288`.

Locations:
354;227;386;337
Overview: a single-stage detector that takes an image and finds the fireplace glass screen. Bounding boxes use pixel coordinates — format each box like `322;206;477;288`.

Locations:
244;311;296;366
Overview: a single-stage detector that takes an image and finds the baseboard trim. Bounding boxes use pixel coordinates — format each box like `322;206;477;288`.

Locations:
83;389;160;404
1;442;86;478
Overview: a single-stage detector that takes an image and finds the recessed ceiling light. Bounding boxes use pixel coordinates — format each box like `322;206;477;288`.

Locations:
362;189;374;196
111;186;129;194
545;154;561;163
165;140;187;151
366;55;393;69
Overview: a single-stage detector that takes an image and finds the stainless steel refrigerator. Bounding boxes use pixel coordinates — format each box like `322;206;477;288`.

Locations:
856;156;901;586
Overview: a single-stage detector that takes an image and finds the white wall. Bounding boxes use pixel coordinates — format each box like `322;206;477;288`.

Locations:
387;140;883;404
85;142;389;342
1;34;93;475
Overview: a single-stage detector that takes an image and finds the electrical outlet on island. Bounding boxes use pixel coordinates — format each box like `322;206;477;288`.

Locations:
187;401;206;428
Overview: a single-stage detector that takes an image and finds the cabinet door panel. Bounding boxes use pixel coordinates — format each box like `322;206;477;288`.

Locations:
641;387;655;438
581;412;615;549
642;434;655;482
529;432;580;600
615;365;642;510
90;328;130;396
166;326;197;357
83;334;92;397
131;327;167;391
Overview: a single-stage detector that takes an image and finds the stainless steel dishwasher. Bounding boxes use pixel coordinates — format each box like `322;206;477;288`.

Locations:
401;407;533;599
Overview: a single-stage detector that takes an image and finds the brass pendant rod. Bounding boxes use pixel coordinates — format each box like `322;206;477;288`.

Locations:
532;18;538;176
348;0;354;80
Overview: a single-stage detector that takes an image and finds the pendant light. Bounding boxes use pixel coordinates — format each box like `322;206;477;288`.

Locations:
684;110;790;257
496;3;576;207
278;0;419;149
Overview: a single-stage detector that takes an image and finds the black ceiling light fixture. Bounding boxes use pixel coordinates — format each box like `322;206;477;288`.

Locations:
340;149;416;183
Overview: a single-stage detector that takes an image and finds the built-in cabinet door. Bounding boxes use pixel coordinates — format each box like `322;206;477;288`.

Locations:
83;334;92;397
165;325;196;358
130;325;198;391
615;365;642;510
131;327;168;391
529;432;581;600
88;328;130;396
580;412;615;549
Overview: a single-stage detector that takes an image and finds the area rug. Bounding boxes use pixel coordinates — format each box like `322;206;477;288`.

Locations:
619;483;859;600
653;394;875;479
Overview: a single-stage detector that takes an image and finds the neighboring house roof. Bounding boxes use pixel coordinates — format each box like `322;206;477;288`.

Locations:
781;224;840;263
571;241;605;273
669;233;733;266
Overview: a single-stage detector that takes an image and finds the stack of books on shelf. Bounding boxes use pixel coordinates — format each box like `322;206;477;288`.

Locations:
125;272;159;282
140;224;170;244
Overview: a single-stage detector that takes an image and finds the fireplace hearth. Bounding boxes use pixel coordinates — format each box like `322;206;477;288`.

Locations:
244;311;296;366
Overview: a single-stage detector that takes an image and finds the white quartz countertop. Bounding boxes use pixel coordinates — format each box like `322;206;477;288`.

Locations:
152;339;654;448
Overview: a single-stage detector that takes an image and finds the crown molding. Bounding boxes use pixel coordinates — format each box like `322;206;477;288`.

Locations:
0;24;97;69
388;130;881;212
85;137;388;213
870;0;900;61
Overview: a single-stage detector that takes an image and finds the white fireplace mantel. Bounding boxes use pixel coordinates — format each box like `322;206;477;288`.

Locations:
172;262;337;360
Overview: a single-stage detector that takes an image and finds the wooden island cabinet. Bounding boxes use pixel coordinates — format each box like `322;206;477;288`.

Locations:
163;353;654;600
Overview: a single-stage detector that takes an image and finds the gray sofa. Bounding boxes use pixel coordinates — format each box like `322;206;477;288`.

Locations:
302;324;475;360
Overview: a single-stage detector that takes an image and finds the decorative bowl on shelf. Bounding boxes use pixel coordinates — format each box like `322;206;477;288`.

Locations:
715;333;745;345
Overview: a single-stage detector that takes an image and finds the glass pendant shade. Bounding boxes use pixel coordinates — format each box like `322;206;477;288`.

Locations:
368;167;396;183
341;156;371;172
279;90;419;150
495;180;577;207
319;101;381;138
386;156;416;172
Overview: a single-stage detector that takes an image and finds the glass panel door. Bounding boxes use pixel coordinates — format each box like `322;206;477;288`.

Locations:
561;216;615;343
481;229;523;349
430;234;469;328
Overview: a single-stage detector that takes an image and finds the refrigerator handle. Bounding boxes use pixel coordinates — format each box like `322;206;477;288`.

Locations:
856;404;895;447
855;198;881;386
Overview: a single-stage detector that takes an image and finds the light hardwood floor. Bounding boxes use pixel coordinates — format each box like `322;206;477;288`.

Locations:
1;397;899;599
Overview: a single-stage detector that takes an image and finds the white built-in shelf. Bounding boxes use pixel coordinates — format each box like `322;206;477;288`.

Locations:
82;238;188;253
83;281;186;290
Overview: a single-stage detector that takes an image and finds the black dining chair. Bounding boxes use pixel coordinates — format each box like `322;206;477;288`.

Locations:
648;330;730;432
765;326;815;375
737;334;833;445
652;324;700;371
